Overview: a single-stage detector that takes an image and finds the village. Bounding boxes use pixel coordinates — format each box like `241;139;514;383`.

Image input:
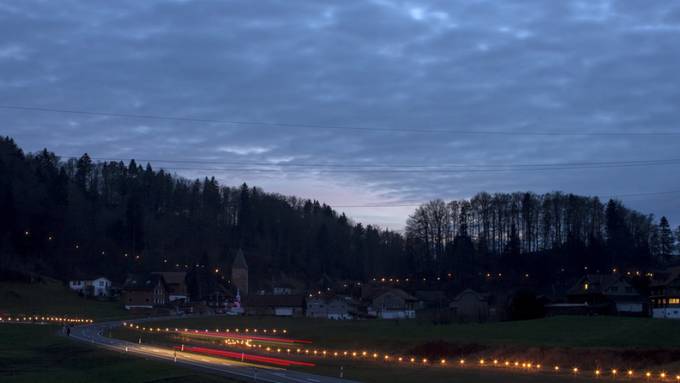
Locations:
67;250;680;322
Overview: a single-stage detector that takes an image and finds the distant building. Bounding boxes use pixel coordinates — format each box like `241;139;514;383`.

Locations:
231;249;249;296
122;273;168;310
243;294;305;316
306;295;356;319
367;288;417;319
69;276;112;297
567;274;645;315
273;283;294;295
650;267;680;319
152;272;188;302
449;289;490;322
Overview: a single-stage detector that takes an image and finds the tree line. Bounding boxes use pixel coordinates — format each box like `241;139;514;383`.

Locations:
0;137;404;285
405;193;679;279
1;136;677;288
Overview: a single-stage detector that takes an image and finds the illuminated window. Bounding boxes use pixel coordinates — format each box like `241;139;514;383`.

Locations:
669;298;680;304
584;283;589;290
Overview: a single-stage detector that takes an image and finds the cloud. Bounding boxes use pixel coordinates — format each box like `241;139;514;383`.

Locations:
217;145;272;156
1;0;679;228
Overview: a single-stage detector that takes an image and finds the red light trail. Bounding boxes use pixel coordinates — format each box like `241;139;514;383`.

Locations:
179;330;312;344
176;346;316;367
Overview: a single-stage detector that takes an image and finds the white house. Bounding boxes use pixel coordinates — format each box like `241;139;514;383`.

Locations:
306;295;355;320
69;277;112;297
367;288;417;319
651;267;680;319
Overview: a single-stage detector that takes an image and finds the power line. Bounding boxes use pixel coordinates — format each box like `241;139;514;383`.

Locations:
85;163;680;174
3;104;680;136
50;155;680;207
59;155;680;174
333;190;680;208
77;156;680;170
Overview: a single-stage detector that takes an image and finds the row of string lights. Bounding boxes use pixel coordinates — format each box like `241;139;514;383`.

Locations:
363;267;655;286
122;323;288;335
19;230;657;281
0;315;94;324
124;323;680;381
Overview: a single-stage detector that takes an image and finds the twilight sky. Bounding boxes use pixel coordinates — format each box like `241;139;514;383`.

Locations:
1;0;679;230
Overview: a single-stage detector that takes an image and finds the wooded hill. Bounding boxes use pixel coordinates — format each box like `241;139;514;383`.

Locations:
0;136;676;287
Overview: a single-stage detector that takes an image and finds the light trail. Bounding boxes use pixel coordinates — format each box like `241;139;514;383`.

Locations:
177;346;315;367
179;330;312;344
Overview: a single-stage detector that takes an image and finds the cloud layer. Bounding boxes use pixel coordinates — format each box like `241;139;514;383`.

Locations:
1;0;679;229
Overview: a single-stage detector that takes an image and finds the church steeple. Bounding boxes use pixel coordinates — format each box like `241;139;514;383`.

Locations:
231;249;249;295
232;249;248;270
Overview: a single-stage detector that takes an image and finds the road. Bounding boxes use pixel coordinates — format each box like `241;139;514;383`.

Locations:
68;318;360;383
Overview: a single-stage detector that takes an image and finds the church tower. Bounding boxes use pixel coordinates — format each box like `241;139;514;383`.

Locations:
231;249;249;295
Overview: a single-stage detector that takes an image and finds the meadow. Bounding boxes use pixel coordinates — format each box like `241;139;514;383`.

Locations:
0;324;239;383
0;278;128;320
111;315;680;382
133;314;680;349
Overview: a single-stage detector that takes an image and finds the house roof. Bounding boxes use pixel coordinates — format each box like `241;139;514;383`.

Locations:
369;288;418;302
152;272;186;285
123;273;165;291
307;293;357;305
567;274;638;296
651;267;680;287
244;294;304;307
232;249;248;270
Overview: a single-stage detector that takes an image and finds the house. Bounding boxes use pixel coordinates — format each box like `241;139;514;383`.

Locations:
272;282;295;295
231;249;249;296
243;294;305;317
567;274;645;315
367;288;417;319
205;285;233;309
152;272;188;302
270;275;306;296
449;289;490;322
68;276;112;297
306;294;356;319
122;274;168;310
650;267;680;319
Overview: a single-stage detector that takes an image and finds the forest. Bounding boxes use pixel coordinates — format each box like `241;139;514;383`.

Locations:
1;136;677;287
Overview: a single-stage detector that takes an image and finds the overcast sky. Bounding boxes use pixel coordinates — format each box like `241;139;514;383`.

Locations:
1;1;679;230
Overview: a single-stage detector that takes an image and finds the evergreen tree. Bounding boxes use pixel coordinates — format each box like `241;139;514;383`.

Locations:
659;216;674;262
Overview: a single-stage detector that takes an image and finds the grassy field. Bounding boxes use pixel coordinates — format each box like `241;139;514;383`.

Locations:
295;358;603;383
0;279;128;320
110;315;680;383
0;324;604;383
0;324;240;383
135;314;680;349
